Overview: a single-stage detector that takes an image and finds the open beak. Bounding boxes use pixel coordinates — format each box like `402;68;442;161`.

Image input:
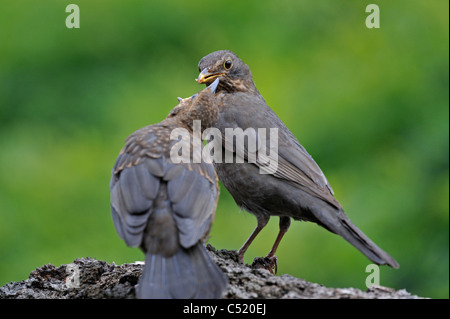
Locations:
196;68;224;84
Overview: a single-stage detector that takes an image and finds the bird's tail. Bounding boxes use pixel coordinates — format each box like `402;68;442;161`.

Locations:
315;208;399;268
136;243;228;299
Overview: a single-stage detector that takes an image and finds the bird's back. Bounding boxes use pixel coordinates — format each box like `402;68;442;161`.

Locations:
213;91;339;212
110;118;227;298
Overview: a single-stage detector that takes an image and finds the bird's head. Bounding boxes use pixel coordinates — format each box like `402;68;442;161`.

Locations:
196;50;256;93
168;78;220;130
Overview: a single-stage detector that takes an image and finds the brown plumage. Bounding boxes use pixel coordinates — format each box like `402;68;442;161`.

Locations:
196;50;399;271
110;79;227;298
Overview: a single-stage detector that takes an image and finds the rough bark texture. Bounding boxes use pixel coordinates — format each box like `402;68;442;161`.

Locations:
0;244;422;299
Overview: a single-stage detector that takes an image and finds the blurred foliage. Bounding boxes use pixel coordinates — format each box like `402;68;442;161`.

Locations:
0;0;448;298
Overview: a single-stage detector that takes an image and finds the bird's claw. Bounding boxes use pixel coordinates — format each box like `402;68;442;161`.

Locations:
251;255;278;274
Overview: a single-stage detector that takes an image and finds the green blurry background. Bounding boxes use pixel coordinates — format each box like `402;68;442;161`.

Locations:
0;0;448;298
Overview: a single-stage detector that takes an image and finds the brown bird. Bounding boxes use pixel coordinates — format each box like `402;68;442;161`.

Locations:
196;50;399;271
110;79;227;298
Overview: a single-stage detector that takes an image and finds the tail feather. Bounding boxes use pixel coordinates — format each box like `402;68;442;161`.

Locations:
339;217;399;268
136;243;228;299
314;208;399;268
191;243;228;298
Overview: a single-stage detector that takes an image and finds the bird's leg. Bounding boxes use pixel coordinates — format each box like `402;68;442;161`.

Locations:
249;217;290;274
266;216;291;259
237;214;269;264
253;216;290;274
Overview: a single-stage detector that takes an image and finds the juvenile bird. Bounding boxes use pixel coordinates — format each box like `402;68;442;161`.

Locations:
196;50;399;271
110;79;227;298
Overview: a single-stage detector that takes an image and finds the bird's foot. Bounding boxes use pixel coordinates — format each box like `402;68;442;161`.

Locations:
251;255;278;274
237;249;246;264
238;253;245;264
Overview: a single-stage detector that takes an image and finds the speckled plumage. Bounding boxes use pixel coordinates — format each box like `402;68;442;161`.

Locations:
110;79;227;298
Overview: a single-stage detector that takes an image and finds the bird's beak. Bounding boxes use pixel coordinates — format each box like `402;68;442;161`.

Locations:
207;78;219;93
196;68;224;84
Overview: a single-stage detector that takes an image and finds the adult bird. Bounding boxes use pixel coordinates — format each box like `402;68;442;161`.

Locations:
196;50;399;271
110;79;227;298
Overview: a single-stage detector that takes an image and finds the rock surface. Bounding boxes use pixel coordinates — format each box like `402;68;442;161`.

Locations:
0;244;422;299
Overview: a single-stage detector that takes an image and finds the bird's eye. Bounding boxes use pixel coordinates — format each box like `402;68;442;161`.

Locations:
224;59;232;70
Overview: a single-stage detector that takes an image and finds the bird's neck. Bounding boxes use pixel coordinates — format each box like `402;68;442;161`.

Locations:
219;79;259;95
183;110;219;132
